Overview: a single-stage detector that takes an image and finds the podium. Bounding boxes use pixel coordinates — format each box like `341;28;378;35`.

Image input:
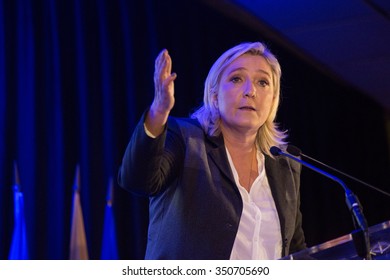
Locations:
283;220;390;260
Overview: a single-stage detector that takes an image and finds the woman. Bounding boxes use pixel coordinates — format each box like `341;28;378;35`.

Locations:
118;42;306;259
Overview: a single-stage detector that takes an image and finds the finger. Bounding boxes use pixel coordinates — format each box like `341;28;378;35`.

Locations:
154;50;167;84
164;51;173;76
154;49;175;97
168;72;177;82
162;73;177;91
160;52;172;80
155;49;167;75
156;49;167;64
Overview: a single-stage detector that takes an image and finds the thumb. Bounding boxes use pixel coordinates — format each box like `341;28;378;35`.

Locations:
170;72;177;80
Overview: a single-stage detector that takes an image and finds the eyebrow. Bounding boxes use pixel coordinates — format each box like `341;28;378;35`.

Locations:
226;67;271;77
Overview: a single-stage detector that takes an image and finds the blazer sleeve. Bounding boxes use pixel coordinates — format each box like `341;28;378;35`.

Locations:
117;112;185;196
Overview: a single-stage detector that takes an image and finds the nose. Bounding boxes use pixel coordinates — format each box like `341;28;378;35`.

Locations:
244;91;255;98
244;82;256;98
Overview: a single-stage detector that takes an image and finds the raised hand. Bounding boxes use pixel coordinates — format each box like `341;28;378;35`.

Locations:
145;49;177;136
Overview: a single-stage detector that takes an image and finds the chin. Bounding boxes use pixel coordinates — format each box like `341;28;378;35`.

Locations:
235;122;261;132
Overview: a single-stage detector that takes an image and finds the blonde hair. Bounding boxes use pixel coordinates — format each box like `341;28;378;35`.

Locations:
191;42;287;156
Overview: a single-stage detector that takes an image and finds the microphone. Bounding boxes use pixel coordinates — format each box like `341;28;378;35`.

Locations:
286;145;390;198
270;145;372;259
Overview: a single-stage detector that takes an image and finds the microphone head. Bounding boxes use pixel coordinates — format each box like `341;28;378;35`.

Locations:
270;146;282;156
286;145;301;156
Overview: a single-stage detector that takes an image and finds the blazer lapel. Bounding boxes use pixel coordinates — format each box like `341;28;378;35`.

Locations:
265;155;289;244
206;134;237;190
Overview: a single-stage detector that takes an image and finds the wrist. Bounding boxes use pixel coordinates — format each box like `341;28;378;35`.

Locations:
149;103;170;120
145;105;169;137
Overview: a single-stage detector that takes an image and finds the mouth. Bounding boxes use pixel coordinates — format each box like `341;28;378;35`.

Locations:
238;106;256;111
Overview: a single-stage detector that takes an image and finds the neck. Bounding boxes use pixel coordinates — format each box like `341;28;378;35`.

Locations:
224;136;258;192
221;126;257;153
221;125;259;192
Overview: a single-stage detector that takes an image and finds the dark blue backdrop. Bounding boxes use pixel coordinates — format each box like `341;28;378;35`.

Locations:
1;0;389;259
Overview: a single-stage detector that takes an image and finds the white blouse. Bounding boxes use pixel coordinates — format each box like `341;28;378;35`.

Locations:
226;148;282;260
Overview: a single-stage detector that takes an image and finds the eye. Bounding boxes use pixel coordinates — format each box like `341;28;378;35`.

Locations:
230;76;242;83
258;79;269;87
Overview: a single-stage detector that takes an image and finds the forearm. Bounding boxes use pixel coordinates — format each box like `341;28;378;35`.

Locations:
118;114;168;196
119;49;179;195
118;113;184;196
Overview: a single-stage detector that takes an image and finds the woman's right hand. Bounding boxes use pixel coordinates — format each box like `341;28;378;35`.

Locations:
145;49;177;136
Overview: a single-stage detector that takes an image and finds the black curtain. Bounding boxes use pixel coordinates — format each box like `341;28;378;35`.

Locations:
1;0;389;259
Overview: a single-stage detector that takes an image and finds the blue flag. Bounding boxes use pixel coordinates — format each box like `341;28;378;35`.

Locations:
101;177;118;259
8;162;29;260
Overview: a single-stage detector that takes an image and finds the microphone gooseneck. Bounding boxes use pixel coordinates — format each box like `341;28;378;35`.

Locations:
271;145;372;260
285;145;390;198
271;146;350;192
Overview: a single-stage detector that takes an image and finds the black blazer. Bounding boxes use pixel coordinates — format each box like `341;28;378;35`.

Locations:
118;115;306;259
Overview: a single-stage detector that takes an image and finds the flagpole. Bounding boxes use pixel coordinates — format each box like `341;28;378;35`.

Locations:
69;164;89;260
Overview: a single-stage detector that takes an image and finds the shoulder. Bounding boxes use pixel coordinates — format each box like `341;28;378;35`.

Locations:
168;116;202;128
167;116;204;135
265;154;301;175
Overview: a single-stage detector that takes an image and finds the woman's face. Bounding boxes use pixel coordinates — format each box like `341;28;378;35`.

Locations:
216;54;275;135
